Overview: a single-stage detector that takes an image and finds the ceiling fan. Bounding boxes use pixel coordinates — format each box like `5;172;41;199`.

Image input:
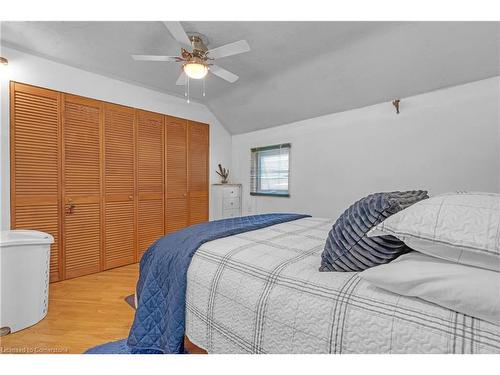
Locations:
132;21;250;99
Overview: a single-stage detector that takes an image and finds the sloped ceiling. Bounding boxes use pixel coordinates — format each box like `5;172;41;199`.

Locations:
1;21;499;134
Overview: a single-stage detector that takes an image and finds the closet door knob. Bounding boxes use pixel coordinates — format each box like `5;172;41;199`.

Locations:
65;201;76;215
128;195;133;200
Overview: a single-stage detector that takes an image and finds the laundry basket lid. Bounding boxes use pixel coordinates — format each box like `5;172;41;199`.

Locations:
0;230;54;247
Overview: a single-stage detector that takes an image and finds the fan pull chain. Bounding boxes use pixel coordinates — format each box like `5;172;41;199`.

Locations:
187;77;190;104
203;78;206;97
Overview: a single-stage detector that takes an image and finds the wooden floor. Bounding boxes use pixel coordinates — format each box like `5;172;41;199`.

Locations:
0;264;139;354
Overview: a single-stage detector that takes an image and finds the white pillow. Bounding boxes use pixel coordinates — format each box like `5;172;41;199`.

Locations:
368;192;500;272
359;252;500;325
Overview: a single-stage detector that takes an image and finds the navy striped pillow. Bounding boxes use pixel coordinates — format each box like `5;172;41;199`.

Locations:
319;190;428;272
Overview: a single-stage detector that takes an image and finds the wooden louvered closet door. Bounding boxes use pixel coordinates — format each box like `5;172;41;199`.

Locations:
103;104;136;269
165;116;188;234
10;83;62;282
62;94;102;279
188;121;209;225
137;110;164;260
11;82;209;282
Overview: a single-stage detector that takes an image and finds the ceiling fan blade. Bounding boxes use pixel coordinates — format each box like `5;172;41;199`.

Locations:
132;55;179;62
210;65;239;83
176;71;187;86
163;21;191;47
207;40;250;59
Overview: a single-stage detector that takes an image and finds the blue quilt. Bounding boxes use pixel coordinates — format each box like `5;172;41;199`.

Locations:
127;213;310;354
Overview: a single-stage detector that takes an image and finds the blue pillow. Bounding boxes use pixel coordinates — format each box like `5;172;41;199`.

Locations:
319;190;428;272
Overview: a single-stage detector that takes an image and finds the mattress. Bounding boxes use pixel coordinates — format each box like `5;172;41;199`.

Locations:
185;217;500;353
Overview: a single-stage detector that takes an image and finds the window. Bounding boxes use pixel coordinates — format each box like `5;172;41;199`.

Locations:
250;143;290;197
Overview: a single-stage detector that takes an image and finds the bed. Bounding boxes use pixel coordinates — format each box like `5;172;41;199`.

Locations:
184;217;500;354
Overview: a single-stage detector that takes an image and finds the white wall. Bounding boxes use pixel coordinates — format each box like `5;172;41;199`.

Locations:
0;47;232;229
2;46;499;228
232;76;500;219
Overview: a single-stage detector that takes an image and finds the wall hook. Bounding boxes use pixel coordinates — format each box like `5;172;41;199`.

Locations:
392;99;400;114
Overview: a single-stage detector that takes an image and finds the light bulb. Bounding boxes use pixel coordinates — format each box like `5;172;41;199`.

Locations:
183;62;208;80
0;57;10;78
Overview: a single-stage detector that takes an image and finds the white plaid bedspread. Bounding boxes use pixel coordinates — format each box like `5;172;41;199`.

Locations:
185;217;500;353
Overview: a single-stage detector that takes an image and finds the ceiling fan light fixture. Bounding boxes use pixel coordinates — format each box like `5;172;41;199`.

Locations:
183;61;208;80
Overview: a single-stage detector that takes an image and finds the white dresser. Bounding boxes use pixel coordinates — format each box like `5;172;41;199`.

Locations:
211;184;242;220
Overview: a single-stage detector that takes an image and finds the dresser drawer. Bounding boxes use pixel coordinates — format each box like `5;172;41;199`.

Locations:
223;186;240;198
222;208;240;219
223;197;240;210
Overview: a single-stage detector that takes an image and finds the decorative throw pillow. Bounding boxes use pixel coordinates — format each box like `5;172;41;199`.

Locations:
319;190;429;272
368;192;500;272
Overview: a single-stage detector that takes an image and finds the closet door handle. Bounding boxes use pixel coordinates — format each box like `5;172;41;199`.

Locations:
65;199;76;215
128;195;133;200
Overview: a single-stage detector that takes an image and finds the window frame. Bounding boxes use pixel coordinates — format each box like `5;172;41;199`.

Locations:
250;143;291;198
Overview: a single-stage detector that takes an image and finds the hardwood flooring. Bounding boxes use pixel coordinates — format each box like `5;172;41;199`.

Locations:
0;264;139;354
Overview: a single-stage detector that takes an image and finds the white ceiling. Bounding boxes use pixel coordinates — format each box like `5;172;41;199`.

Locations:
1;21;499;134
